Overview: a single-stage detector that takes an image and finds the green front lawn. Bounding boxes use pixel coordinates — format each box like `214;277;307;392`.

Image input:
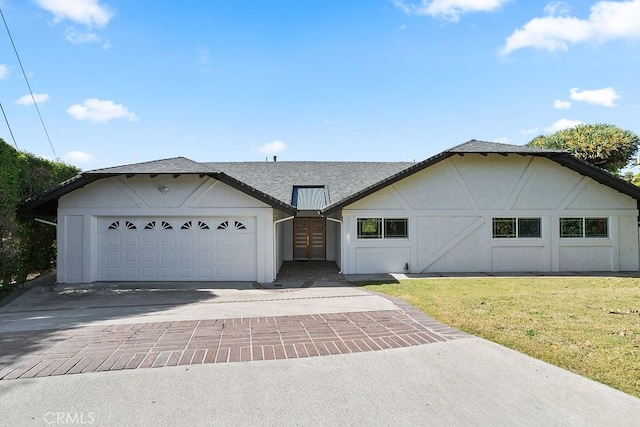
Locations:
365;277;640;398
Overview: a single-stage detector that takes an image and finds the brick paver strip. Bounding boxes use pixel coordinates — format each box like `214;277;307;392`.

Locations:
0;306;471;380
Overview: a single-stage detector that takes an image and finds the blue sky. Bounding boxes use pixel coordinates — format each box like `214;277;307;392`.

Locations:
1;0;640;170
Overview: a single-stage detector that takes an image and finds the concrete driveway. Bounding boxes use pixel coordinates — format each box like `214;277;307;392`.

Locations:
1;278;640;426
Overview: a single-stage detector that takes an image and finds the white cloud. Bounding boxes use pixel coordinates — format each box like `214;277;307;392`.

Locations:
520;127;539;135
0;64;8;80
544;118;583;133
63;151;94;164
501;0;640;55
257;140;287;155
492;137;509;144
65;28;111;48
554;99;572;109
392;0;509;22
324;119;342;125
544;1;571;16
16;93;49;105
569;87;620;107
35;0;113;28
67;98;138;122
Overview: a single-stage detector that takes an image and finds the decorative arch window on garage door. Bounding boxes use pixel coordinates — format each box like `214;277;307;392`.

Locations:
107;220;137;230
180;220;210;230
216;220;247;230
107;219;248;231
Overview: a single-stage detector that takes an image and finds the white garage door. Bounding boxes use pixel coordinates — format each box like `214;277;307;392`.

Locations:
98;217;257;281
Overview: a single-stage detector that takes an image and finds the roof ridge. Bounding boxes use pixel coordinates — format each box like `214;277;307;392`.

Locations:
448;139;565;153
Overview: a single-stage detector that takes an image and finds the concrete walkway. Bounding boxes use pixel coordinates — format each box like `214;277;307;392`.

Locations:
1;278;640;426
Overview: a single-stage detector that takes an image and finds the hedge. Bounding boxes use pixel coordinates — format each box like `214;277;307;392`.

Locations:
0;138;80;288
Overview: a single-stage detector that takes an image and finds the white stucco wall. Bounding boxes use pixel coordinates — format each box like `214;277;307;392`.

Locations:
341;154;639;274
57;175;277;283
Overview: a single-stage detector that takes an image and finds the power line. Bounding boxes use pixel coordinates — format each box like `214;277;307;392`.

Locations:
0;7;58;160
0;102;19;150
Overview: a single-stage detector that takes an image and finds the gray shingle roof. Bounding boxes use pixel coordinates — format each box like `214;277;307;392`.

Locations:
88;157;221;175
18;140;640;218
204;161;416;206
449;140;564;153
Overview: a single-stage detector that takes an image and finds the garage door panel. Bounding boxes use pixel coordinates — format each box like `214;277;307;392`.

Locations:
98;217;257;281
142;268;156;278
215;267;231;279
180;252;194;262
216;252;231;262
124;267;139;278
124;252;138;262
197;268;212;278
161;252;175;262
106;252;120;262
179;236;194;246
234;251;250;263
105;267;120;279
215;236;230;247
179;268;193;278
106;235;121;246
160;236;175;246
142;236;157;245
198;236;212;246
160;267;175;278
143;252;156;262
124;236;138;246
232;235;251;247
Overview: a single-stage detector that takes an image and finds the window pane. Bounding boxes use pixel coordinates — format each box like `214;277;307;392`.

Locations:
518;218;541;238
560;218;583;238
585;218;608;238
385;219;408;238
493;218;516;238
357;218;382;239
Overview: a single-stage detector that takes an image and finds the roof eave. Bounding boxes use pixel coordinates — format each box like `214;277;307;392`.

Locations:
546;152;640;200
17;173;116;218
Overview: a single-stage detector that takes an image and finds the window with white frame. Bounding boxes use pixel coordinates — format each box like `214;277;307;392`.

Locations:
357;218;408;239
559;217;608;238
492;217;541;238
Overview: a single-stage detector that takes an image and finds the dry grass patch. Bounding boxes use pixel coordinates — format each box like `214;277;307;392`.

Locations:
365;277;640;398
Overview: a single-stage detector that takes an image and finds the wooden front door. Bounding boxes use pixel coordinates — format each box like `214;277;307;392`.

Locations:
294;218;326;260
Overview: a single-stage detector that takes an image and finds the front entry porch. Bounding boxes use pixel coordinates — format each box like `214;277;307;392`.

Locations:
275;261;343;283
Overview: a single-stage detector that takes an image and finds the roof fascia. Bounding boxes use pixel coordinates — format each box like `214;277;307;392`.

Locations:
543;153;640;200
17;173;116;218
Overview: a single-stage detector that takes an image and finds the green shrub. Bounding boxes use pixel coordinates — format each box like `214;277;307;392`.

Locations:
0;138;79;287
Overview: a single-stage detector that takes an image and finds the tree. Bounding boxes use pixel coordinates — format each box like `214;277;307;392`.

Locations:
526;124;639;173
